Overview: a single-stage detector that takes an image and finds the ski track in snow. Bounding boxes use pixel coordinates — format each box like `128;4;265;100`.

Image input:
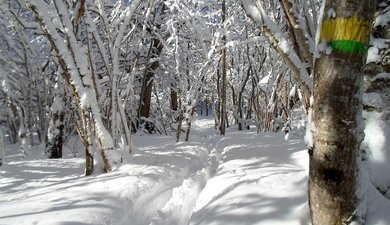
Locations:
1;117;390;225
0;118;216;225
188;125;310;225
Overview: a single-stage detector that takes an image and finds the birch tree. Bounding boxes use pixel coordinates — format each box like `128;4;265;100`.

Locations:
309;1;376;224
241;0;318;114
19;0;144;174
45;75;65;159
136;4;166;133
220;0;227;135
0;1;53;152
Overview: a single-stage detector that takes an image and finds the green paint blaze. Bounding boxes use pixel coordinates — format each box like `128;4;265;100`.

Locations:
329;40;366;56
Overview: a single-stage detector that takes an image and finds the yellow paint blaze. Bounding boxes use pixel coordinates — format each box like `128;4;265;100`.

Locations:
320;16;369;44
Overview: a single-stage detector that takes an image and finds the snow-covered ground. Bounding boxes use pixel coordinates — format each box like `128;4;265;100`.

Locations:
1;117;389;225
189;123;310;225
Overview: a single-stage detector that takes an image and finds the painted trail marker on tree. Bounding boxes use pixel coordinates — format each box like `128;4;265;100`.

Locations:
320;16;371;55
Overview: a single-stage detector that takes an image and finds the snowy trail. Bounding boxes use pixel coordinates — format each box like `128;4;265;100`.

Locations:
3;118;389;225
0;118;217;225
0;119;310;225
189;128;310;225
143;118;219;225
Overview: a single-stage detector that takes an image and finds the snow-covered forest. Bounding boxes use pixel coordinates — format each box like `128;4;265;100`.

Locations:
0;0;389;224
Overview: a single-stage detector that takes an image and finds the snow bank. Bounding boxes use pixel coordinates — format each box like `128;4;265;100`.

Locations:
362;111;390;193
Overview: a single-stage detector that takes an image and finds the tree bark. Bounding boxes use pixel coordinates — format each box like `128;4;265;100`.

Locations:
215;68;221;129
220;0;227;135
176;99;183;142
45;82;65;159
153;84;167;135
205;99;209;116
279;0;313;73
45;107;65;158
6;99;20;144
185;106;196;142
138;37;163;133
238;66;251;130
85;149;94;175
309;1;376;224
170;83;178;112
0;129;5;166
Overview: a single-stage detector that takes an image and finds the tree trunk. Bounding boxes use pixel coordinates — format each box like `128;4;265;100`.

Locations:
45;107;65;158
279;0;313;73
185;106;196;142
309;1;375;224
0;129;5;166
220;0;227;135
6;99;20;144
45;84;65;159
176;99;184;142
153;84;167;135
231;85;238;126
215;68;221;129
264;72;284;131
281;81;289;123
138;37;163;133
238;65;251;130
84;141;94;176
205;99;209;117
170;83;178;112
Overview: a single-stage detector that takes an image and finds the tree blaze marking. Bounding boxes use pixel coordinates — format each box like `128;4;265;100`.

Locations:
320;16;370;55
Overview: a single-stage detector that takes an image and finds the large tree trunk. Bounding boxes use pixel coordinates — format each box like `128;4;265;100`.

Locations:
309;1;376;224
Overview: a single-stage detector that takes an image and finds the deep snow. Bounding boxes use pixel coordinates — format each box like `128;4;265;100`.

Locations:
0;117;390;225
189;123;310;225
